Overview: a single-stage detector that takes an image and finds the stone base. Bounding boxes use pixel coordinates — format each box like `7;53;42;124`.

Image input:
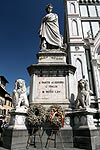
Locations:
73;128;100;150
2;129;28;150
8;108;28;130
0;147;89;150
70;109;100;150
40;114;74;149
37;48;67;64
2;109;28;150
2;109;73;149
61;127;73;148
25;127;73;149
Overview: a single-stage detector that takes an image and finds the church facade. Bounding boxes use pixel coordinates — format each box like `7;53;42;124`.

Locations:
64;0;100;125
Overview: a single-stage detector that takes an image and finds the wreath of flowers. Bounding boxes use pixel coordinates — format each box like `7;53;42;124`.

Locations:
46;105;65;129
26;104;46;127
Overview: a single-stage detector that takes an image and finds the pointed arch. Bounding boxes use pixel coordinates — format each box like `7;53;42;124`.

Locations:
75;58;83;81
70;3;76;14
72;19;79;36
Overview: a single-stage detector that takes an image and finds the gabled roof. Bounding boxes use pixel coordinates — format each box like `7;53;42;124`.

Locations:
0;86;8;97
0;76;8;83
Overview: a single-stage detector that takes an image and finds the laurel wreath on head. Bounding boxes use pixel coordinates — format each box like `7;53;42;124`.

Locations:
26;104;46;127
46;105;65;129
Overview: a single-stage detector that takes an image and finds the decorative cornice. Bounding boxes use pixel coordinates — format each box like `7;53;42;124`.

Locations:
78;0;100;3
27;64;76;76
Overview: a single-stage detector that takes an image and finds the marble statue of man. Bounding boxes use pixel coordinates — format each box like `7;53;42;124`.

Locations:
39;3;62;49
12;79;29;111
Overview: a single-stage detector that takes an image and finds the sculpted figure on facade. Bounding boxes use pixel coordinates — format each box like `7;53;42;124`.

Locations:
75;77;93;109
12;79;29;110
39;3;63;49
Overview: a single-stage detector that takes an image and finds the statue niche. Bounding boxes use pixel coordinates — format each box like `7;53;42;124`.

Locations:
39;3;63;49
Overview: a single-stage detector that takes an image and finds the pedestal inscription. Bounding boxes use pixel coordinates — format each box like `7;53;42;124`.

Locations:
37;77;66;100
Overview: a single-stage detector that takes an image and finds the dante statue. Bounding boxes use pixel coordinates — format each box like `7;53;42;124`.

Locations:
75;77;93;109
12;79;29;110
39;3;63;49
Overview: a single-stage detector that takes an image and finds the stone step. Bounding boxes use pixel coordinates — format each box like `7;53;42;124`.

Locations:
0;146;86;150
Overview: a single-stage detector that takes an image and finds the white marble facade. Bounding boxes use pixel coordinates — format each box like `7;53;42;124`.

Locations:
64;0;100;107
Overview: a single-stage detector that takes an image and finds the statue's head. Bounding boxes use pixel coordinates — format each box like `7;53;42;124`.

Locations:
45;3;53;13
78;79;85;91
16;79;23;88
14;79;26;92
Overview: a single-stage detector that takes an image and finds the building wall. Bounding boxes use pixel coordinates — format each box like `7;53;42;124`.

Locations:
0;76;13;122
3;95;13;122
64;0;100;105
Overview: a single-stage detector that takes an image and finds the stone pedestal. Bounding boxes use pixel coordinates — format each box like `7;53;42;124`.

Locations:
37;48;67;64
60;114;74;148
27;48;76;110
27;48;77;149
43;110;74;149
70;109;100;150
2;109;28;150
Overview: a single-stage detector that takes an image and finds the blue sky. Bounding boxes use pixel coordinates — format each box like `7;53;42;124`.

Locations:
0;0;64;95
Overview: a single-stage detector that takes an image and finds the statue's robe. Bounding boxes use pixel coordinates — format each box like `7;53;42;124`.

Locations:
39;13;62;47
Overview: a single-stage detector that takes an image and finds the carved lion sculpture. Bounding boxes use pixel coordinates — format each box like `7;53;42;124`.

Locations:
75;79;93;109
12;79;29;109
